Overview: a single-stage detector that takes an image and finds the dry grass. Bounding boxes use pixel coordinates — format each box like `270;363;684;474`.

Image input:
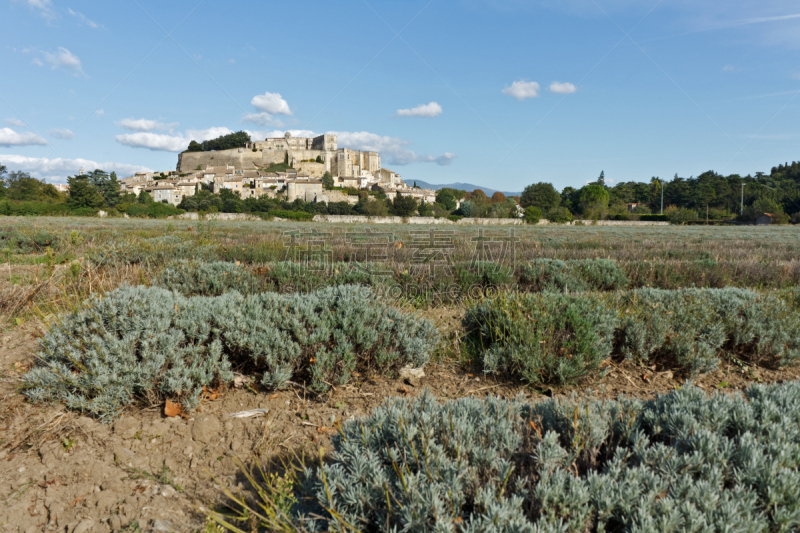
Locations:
2;216;800;325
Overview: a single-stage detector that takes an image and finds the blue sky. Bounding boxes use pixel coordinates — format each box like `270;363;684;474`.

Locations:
1;0;798;191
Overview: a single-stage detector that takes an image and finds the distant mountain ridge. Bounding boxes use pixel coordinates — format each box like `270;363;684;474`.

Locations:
406;180;522;198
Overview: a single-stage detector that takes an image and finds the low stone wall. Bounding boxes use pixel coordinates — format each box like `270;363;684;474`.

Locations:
311;215;524;225
171;212;263;221
167;213;671;226
576;220;670;226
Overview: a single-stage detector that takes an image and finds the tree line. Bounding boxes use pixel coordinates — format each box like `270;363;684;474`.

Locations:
185;131;251;153
3;159;800;223
518;164;800;224
0;165;181;218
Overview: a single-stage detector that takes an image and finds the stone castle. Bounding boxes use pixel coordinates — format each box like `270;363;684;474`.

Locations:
177;132;382;181
121;132;440;208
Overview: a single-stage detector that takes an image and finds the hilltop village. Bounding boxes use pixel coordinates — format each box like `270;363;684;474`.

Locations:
119;132;439;207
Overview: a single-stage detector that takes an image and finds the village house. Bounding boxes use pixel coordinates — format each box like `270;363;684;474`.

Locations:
377;185;437;204
286;178;324;202
149;185;184;205
756;213;776;225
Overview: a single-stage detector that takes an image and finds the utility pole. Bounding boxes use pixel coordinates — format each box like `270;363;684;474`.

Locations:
741;183;744;215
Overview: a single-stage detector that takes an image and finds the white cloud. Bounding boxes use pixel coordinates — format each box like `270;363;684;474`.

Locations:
413;153;457;165
116;118;178;132
67;8;101;29
713;13;800;31
186;127;234;142
251;129;449;166
115;132;189;152
502;80;540;100
24;0;52;10
250;92;292;115
722;65;740;72
549;81;577;94
17;0;55;21
331;131;455;166
5;118;26;127
95;109;104;116
396;102;443;118
0;154;152;183
38;47;85;76
0;128;48;147
242;112;283;127
246;129;317;140
115;127;234;152
49;128;74;140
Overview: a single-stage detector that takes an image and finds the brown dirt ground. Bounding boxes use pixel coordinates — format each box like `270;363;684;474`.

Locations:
1;311;799;532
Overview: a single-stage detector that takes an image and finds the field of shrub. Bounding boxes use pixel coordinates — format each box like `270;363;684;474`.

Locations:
1;217;800;531
262;382;800;532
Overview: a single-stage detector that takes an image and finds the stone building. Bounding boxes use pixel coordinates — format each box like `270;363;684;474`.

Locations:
756;213;776;225
150;185;185;205
286;178;324;202
178;132;380;180
374;168;402;188
248;133;337;153
377;185;437;204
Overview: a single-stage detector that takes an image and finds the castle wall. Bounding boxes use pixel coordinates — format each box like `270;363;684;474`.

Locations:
294;161;326;177
311;134;337;151
288;149;327;163
177;135;377;178
177;149;264;171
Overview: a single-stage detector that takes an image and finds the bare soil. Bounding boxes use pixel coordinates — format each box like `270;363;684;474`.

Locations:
1;312;798;533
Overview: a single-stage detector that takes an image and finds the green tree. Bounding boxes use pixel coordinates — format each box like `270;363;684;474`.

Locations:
520;183;561;211
753;197;781;217
363;198;389;216
435;189;456;211
546;206;574;223
138;190;154;204
560;186;578;213
67;175;105;209
87;170;121;207
439;187;466;201
578;184;609;217
459;200;475;218
524;206;542;224
597;171;605;187
106;172;121;206
219;189;243;213
390;193;418;217
0;165;6;199
321;171;334;189
185;131;251;152
665;206;697;225
417;201;433;217
3;171;62;202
